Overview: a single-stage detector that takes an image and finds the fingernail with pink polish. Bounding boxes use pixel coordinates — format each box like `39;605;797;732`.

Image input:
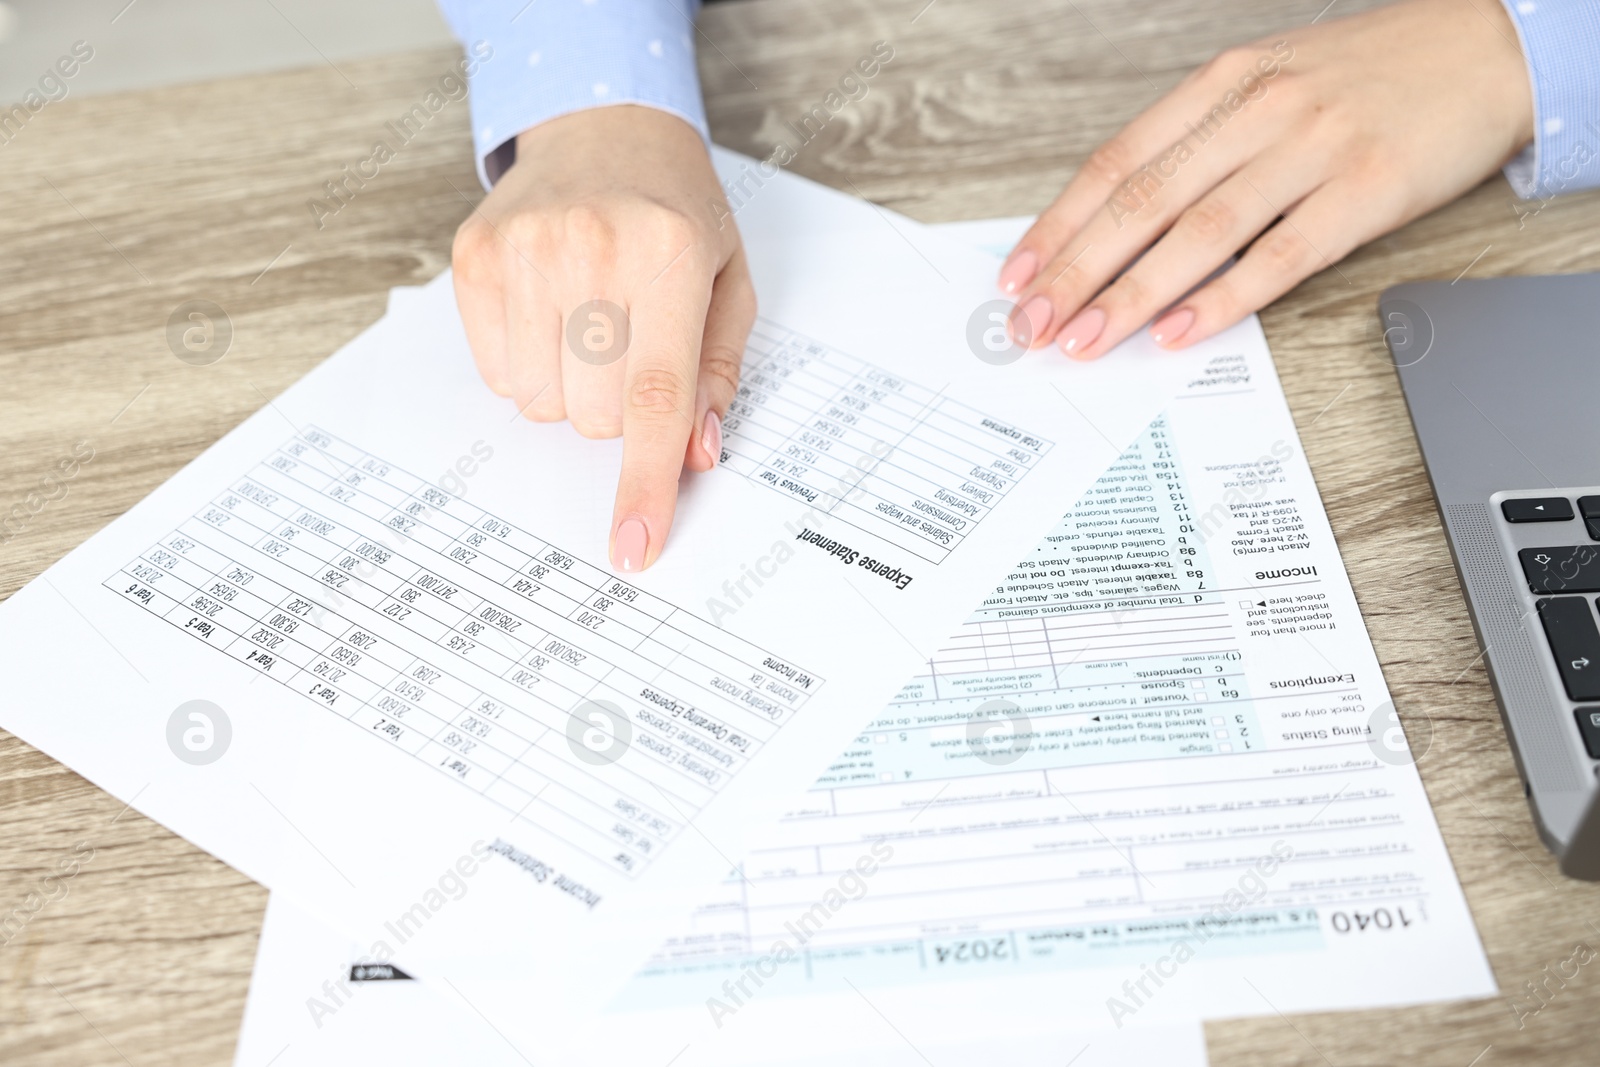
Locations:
613;517;649;572
701;409;722;467
999;250;1038;295
1056;307;1106;357
1151;307;1196;347
1012;295;1053;346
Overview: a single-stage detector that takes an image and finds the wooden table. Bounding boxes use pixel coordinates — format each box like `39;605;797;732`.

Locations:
2;0;1597;1062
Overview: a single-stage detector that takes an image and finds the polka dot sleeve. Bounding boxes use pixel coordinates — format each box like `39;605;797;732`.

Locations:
436;0;707;189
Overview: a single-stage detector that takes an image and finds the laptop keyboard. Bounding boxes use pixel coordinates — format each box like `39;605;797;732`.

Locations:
1501;493;1600;763
1578;707;1600;760
1503;496;1576;522
1535;596;1600;700
1520;547;1600;593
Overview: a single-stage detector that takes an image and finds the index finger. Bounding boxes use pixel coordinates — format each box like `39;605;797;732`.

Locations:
609;273;714;572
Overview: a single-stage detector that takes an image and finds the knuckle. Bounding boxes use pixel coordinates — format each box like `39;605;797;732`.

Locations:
1204;46;1253;80
452;219;498;280
1084;139;1136;187
569;414;622;439
1180;197;1236;243
627;366;693;419
699;344;745;392
1312;108;1360;148
560;201;618;254
1102;270;1150;314
502;209;554;253
514;375;566;421
1266;68;1305;109
644;206;701;250
1040;256;1091;301
639;210;708;276
519;395;566;424
1254;227;1309;275
1194;273;1239;322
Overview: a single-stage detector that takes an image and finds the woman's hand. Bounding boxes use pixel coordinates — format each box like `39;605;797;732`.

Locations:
1000;0;1534;357
452;105;753;571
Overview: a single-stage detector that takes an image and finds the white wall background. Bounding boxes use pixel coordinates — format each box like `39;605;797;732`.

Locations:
0;0;456;102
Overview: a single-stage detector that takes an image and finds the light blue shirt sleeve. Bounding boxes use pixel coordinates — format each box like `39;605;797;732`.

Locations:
435;0;707;188
1499;0;1600;199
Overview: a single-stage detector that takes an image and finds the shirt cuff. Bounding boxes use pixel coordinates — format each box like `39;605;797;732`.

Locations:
1499;0;1600;200
437;0;707;189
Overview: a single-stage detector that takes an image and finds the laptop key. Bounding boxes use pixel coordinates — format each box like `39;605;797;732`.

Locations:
1520;546;1600;594
1536;597;1600;701
1502;497;1575;522
1580;498;1600;541
1576;708;1600;760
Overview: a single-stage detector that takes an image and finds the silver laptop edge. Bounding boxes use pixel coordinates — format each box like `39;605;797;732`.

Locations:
1382;274;1600;880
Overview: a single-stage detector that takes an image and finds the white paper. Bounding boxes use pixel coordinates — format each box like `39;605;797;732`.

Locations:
233;893;1209;1067
234;218;1491;1065
446;221;1495;1058
0;160;1194;1050
575;218;1496;1055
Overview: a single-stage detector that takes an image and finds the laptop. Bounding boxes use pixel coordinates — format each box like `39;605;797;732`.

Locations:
1382;273;1600;880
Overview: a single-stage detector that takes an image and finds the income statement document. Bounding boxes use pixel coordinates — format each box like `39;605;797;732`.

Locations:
233;222;1494;1066
0;158;1192;1045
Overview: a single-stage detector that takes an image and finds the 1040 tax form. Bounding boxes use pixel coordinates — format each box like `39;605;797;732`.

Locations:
594;226;1495;1061
234;894;1210;1067
0;161;1190;1050
232;220;1494;1066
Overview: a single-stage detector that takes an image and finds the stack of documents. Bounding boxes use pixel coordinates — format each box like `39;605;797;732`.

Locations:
0;155;1496;1066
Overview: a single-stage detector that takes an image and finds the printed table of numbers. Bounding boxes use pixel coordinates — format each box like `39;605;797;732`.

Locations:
103;428;822;878
719;319;1055;564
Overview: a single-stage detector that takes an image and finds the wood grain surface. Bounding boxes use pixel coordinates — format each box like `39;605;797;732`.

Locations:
2;0;1598;1063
